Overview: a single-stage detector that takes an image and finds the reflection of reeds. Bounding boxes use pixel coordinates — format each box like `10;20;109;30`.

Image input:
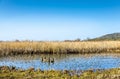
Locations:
41;57;55;64
0;41;120;56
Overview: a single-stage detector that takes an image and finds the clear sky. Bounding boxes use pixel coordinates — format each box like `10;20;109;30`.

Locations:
0;0;120;41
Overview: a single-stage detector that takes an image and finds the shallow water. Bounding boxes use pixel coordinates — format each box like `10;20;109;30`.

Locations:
0;53;120;70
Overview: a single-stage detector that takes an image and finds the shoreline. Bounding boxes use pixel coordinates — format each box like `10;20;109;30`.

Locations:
0;66;120;79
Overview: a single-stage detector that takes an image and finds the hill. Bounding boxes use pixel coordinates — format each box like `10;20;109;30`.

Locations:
88;33;120;41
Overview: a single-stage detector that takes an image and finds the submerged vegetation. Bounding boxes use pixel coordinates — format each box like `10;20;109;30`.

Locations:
0;41;120;56
0;66;120;79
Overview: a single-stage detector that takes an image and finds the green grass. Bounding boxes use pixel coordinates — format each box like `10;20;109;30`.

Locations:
0;66;120;79
0;41;120;56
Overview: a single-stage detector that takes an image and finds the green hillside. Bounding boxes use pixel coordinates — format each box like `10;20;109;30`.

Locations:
89;33;120;41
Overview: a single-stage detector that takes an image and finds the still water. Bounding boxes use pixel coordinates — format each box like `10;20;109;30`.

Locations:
0;53;120;70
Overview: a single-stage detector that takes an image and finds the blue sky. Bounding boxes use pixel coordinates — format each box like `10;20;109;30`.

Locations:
0;0;120;41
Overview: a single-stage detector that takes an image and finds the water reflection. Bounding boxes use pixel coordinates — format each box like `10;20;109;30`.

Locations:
0;53;120;70
41;57;55;65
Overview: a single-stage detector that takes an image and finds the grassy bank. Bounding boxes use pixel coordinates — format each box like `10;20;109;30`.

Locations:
0;66;120;79
0;41;120;56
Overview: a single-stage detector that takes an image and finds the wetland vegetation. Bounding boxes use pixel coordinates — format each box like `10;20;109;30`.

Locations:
0;41;120;56
0;41;120;79
0;66;120;79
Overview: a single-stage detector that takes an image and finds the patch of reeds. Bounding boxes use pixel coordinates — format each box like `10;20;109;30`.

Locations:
0;41;120;56
0;66;120;79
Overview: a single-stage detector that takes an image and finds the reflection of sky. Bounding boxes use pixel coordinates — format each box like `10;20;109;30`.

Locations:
0;54;120;70
0;0;120;40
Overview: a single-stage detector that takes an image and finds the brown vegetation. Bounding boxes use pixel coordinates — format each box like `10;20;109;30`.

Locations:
0;41;120;56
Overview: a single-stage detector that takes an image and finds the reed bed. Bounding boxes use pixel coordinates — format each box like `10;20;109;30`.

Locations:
0;41;120;56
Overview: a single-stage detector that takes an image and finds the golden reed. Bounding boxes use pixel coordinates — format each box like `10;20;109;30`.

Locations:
0;41;120;56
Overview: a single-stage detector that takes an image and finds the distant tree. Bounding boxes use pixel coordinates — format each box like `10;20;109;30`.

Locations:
74;38;81;42
85;37;91;41
64;40;72;42
15;39;20;42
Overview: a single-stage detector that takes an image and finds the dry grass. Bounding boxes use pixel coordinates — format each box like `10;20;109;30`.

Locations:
0;41;120;56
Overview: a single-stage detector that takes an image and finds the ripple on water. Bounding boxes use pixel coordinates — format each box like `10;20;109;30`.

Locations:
0;53;120;70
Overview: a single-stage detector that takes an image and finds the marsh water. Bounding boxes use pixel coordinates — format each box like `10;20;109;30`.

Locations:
0;53;120;70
